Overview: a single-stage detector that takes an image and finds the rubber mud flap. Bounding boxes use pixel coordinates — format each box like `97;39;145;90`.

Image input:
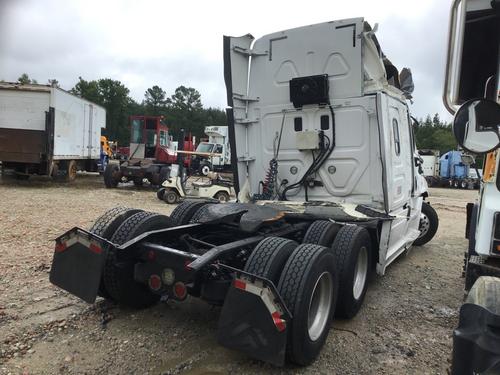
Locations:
217;278;288;366
49;228;109;304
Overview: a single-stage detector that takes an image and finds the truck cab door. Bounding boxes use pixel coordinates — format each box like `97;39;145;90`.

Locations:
379;94;419;265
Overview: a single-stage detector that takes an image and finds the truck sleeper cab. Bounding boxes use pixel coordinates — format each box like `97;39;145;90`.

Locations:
50;18;438;366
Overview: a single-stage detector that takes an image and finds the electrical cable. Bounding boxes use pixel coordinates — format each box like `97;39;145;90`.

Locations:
281;105;335;200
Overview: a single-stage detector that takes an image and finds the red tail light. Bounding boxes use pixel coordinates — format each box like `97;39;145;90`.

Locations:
173;282;187;300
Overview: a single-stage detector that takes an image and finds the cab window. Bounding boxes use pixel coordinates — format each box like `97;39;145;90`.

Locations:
159;130;168;146
393;119;401;156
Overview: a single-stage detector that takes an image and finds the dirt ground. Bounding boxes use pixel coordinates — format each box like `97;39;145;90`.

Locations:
0;174;476;375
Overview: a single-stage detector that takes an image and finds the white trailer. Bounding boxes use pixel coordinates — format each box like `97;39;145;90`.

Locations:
0;82;106;180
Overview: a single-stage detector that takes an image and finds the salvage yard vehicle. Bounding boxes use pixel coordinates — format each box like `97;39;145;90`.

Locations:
103;115;195;188
187;126;232;176
0;82;106;181
157;165;234;204
49;18;438;366
443;0;500;373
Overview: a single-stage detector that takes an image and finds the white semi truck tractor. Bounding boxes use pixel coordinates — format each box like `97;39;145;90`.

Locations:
49;18;438;365
443;0;500;373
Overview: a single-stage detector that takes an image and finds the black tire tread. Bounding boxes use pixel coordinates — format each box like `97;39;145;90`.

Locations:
244;237;297;284
278;243;326;313
104;211;173;307
303;220;340;247
170;200;211;226
331;225;371;318
190;204;213;223
89;207;142;238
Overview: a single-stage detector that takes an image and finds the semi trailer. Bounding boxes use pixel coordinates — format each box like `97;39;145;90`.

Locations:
49;18;438;366
442;0;500;373
0;82;106;181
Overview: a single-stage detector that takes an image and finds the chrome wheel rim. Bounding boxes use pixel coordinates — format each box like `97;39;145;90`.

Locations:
308;271;333;341
202;166;210;175
418;213;430;239
353;246;368;300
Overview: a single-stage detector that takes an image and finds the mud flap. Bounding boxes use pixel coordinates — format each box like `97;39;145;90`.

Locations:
49;228;110;304
217;273;291;366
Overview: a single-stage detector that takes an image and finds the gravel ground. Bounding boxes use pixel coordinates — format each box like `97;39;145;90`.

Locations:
0;174;475;374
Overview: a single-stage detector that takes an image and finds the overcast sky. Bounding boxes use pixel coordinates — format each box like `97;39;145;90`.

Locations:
0;0;452;121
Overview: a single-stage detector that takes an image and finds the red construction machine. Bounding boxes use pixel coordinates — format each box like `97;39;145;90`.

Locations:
103;115;194;188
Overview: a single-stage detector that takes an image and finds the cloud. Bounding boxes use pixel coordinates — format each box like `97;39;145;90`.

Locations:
0;0;453;120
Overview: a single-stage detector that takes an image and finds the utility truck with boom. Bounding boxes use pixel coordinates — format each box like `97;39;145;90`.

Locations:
443;0;500;373
49;18;438;366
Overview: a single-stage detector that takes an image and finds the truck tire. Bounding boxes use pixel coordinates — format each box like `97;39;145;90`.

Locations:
214;191;230;203
244;237;298;285
278;243;338;365
302;220;341;247
104;163;120;188
414;202;439;246
190;204;214;223
199;162;211;176
66;160;77;182
331;225;372;319
170;200;212;226
163;189;180;204
460;180;468;189
104;211;173;308
89;207;143;298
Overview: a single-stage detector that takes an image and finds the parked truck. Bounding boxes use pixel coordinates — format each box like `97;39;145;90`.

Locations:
103;115;195;188
189;126;231;175
419;149;480;189
442;0;500;373
49;18;438;366
0;82;106;181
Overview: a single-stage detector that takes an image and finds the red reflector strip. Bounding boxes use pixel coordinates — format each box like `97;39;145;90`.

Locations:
272;311;286;332
55;241;67;253
234;279;246;290
89;243;102;254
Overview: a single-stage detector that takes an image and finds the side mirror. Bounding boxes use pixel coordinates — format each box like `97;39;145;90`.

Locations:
461;154;475;166
452;99;500;154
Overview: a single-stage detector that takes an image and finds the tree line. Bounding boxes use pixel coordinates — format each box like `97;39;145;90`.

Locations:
15;74;227;145
14;74;459;157
413;113;457;155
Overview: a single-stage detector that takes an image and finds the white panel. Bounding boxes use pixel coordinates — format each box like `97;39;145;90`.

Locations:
52;89;105;159
0;89;50;131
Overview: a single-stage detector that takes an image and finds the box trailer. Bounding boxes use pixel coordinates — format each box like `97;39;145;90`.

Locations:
0;82;106;181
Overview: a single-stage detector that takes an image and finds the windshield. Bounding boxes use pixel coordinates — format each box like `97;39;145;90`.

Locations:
196;143;214;153
131;119;143;143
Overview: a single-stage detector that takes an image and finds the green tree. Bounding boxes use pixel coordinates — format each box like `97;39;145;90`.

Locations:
17;73;37;84
144;85;167;115
71;77;137;144
414;113;457;155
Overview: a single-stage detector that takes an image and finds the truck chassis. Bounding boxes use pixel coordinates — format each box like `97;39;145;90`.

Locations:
50;200;408;365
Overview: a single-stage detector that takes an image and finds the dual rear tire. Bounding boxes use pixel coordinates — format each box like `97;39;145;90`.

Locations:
244;237;338;365
89;207;172;308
